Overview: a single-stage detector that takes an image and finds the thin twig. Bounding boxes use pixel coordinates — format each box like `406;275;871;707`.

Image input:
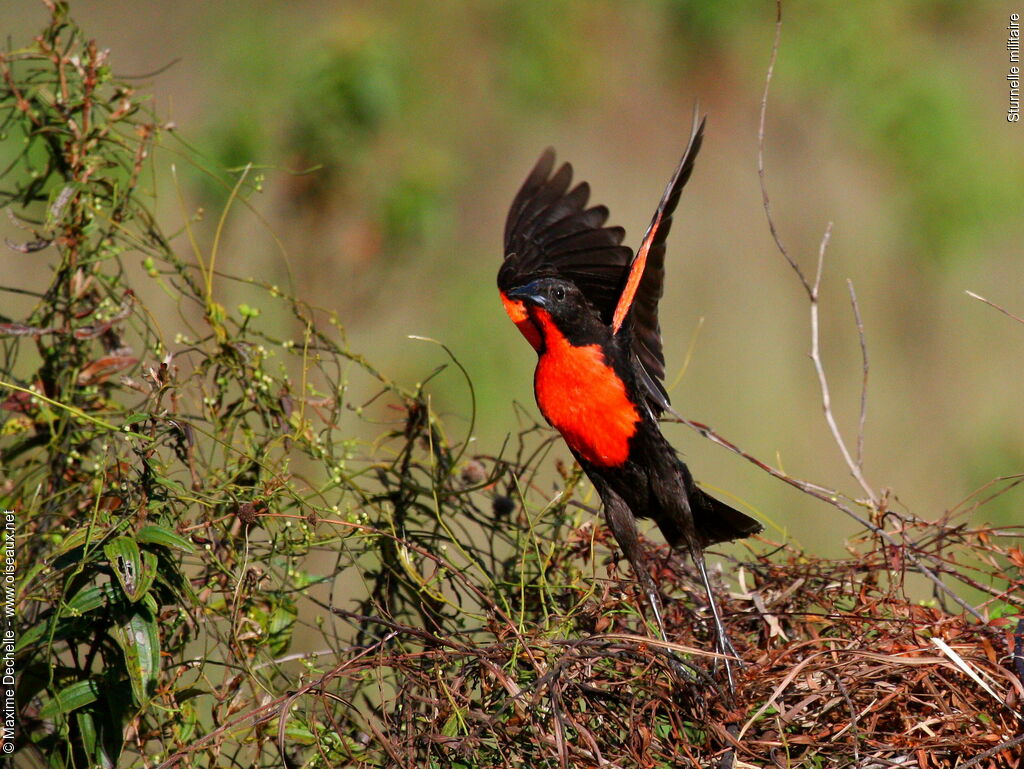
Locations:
758;0;811;298
948;473;1024;517
847;279;869;469
807;226;878;506
953;731;1024;769
821;668;860;763
965;289;1024;326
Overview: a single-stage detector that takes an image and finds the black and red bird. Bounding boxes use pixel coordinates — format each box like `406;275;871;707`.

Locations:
498;113;762;686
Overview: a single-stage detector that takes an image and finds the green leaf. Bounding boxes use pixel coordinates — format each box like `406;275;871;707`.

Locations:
288;568;328;590
141;590;159;616
104;536;157;602
251;599;297;656
110;605;160;705
987;602;1022;620
14;621;49;653
284;721;318;744
122;412;150;427
39;679;101;718
267;602;297;657
441;709;467;737
76;709;100;764
22;582;124;646
17;582;128;652
136;524;195;553
174;700;199;744
50;523;111;560
77;699;123;768
153;474;187;495
66;582;123;614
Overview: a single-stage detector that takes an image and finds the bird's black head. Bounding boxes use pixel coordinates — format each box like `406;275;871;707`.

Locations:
506;277;609;346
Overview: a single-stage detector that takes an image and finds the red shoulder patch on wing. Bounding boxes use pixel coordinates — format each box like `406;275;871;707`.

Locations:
531;310;639;466
611;236;653;334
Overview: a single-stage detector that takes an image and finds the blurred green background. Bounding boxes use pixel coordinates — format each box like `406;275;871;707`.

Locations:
3;0;1022;553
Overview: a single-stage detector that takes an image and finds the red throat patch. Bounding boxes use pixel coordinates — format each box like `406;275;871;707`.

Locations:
500;291;542;351
530;309;640;467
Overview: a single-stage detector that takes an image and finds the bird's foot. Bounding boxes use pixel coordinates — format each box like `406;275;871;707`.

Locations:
714;627;744;695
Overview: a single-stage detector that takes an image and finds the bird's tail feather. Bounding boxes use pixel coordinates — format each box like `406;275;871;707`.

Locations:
655;485;762;550
692;489;763;547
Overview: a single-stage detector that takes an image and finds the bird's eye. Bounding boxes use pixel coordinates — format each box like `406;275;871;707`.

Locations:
553;286;565;301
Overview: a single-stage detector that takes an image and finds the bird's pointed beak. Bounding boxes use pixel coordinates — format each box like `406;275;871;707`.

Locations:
506;282;547;308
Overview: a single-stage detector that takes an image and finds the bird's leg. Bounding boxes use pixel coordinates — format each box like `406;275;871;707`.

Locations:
601;491;664;634
691;546;741;693
600;488;697;682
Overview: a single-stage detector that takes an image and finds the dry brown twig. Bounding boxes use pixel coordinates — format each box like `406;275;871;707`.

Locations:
965;290;1024;326
848;278;870;469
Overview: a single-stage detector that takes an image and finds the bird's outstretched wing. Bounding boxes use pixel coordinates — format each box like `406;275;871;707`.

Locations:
499;150;632;325
611;109;706;412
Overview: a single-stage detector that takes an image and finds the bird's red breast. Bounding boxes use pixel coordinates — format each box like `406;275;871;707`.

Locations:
529;308;640;467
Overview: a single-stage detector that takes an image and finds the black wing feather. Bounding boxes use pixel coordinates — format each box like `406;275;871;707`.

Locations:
500;150;632;327
627;110;706;408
